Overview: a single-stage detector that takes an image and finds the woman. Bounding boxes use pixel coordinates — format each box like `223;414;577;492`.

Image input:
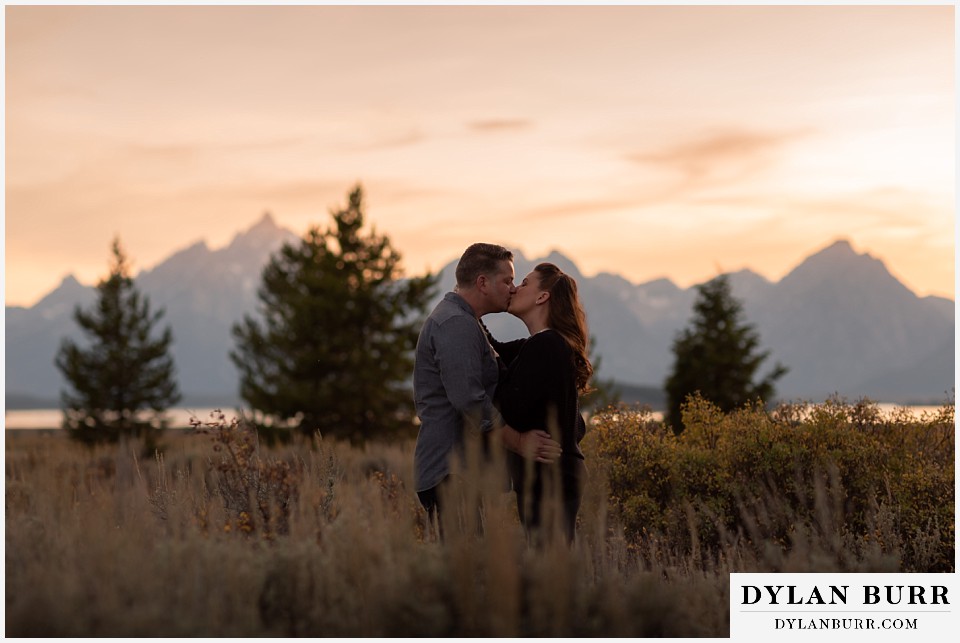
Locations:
487;262;593;543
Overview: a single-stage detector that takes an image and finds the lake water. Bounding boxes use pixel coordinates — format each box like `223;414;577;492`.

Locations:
3;403;948;430
3;407;238;430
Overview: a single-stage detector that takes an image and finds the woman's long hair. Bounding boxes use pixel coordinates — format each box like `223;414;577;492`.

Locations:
534;263;594;393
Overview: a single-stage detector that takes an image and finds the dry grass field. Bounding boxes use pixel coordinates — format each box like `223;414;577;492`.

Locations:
5;400;954;637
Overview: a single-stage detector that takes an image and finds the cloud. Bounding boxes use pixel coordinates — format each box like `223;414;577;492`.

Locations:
349;130;427;151
466;119;533;133
126;136;308;156
627;127;809;185
511;197;641;222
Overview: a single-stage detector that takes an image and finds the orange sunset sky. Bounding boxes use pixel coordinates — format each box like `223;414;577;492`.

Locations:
4;4;955;307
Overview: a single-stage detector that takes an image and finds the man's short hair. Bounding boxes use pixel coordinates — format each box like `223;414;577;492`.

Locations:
455;243;513;289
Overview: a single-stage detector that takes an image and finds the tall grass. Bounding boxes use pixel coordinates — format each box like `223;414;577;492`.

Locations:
5;398;954;637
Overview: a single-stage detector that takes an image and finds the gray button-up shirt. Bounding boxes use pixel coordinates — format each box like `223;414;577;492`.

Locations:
413;292;503;492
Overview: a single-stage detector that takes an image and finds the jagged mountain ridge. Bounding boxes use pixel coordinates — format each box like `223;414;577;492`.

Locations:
6;213;298;407
5;218;954;407
428;239;953;403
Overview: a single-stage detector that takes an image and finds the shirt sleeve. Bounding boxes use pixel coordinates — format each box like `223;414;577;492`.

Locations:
432;315;503;433
480;320;526;366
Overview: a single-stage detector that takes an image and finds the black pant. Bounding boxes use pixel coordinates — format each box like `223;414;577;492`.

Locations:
511;455;586;544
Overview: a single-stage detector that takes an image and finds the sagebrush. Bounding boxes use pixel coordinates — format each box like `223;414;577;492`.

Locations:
6;397;954;636
590;394;954;573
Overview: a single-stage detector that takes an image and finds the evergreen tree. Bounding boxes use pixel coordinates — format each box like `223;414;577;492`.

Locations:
55;238;181;444
664;274;786;432
230;185;438;442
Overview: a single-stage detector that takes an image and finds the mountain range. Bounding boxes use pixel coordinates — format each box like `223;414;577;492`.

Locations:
5;214;954;409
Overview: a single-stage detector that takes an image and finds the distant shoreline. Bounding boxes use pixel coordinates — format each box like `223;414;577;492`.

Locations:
8;386;950;414
4;407;241;431
5;394;243;411
4;400;950;432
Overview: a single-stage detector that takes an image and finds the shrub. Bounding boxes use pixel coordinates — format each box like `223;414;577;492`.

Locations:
4;396;952;637
191;410;307;538
588;395;955;572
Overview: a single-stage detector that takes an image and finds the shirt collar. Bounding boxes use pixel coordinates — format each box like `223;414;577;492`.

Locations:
444;291;479;318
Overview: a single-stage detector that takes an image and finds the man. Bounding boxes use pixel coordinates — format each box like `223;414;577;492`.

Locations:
413;243;562;526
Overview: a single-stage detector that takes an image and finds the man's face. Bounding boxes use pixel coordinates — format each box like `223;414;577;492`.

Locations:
485;260;516;314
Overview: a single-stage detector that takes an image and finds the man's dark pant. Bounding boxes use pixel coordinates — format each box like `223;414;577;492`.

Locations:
417;475;484;539
417;477;449;540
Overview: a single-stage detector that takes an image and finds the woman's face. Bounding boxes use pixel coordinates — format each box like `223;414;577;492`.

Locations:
508;270;546;317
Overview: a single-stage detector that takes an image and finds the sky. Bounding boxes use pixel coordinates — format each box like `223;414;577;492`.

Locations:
4;3;956;307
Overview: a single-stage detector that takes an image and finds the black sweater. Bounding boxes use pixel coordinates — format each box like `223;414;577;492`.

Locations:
490;329;586;461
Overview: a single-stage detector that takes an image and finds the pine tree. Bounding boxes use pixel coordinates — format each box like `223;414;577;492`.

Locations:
55;238;181;444
230;185;438;442
664;274;786;432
